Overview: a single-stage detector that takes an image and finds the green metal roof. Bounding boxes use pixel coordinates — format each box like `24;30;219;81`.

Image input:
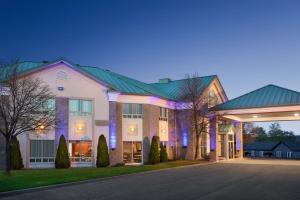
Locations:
211;84;300;111
13;60;217;101
149;75;217;100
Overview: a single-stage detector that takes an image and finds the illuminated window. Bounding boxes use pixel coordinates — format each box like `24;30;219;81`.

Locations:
123;141;142;163
69;141;92;162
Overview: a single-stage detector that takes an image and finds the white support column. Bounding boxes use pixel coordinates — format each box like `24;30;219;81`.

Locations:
225;133;229;160
235;121;243;159
209;115;218;162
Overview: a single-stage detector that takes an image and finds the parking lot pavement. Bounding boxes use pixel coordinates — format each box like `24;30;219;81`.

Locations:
2;160;300;200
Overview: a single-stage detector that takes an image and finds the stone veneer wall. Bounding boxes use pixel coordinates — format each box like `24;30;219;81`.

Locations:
167;109;176;160
55;97;69;147
175;109;195;160
109;101;123;165
143;104;159;164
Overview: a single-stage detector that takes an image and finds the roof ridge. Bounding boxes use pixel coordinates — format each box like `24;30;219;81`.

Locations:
150;74;217;84
106;70;172;99
267;84;300;95
211;84;272;109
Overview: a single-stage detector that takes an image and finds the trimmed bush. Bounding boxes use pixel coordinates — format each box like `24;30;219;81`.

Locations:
160;143;168;162
149;136;160;164
10;136;24;170
96;135;110;167
55;135;70;169
204;153;210;161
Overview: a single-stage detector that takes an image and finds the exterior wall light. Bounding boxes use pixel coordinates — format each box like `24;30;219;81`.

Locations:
294;113;299;117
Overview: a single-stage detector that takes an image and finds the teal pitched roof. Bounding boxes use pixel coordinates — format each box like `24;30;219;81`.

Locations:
13;60;217;101
149;75;217;100
211;84;300;111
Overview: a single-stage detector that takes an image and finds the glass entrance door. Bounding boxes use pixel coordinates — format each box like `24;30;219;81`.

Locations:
123;141;142;164
228;141;234;159
228;134;234;159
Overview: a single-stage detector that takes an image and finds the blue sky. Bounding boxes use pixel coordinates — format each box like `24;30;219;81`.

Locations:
1;0;300;133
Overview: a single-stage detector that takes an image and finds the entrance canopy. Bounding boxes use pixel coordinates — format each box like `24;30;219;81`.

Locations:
210;84;300;122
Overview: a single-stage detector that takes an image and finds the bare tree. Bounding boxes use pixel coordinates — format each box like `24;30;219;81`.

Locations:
179;74;211;160
0;61;56;175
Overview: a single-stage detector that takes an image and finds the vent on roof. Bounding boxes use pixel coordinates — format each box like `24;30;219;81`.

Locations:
159;78;172;83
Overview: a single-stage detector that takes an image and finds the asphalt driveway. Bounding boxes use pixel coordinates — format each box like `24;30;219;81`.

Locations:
2;160;300;200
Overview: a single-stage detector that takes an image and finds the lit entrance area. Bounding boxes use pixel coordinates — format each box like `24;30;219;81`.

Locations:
210;84;300;162
123;141;142;164
69;140;92;166
216;122;238;160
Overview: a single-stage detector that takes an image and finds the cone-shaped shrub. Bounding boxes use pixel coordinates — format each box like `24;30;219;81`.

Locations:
149;136;160;164
96;135;110;167
55;135;70;169
10;137;24;170
160;143;168;162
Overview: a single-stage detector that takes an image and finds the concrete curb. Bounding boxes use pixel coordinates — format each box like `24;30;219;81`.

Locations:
0;161;216;197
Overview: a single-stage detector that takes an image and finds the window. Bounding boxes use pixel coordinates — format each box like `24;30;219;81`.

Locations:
123;141;142;163
259;151;264;157
276;151;282;158
208;90;218;108
69;99;92;115
30;140;55;163
159;107;168;121
287;152;292;159
37;99;56;112
122;104;143;118
69;141;92;162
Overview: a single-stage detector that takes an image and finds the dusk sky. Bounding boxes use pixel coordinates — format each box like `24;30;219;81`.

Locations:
1;0;300;133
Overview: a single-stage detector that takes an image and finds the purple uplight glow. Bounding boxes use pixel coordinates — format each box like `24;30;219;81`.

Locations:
55;98;68;146
109;122;117;150
182;132;188;147
209;116;216;151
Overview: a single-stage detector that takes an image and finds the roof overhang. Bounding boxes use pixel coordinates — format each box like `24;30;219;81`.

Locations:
214;105;300;122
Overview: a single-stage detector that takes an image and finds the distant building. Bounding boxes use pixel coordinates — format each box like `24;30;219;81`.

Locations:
244;141;300;159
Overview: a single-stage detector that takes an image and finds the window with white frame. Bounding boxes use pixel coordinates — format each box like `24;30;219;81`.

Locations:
30;140;55;163
159;107;168;121
276;151;282;158
122;103;143;118
287;152;292;158
69;99;92;115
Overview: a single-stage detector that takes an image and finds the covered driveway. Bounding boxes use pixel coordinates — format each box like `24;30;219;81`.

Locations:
209;84;300;162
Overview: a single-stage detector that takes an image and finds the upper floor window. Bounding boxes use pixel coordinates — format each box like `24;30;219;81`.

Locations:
159;107;168;121
37;99;55;112
122;103;143;118
69;99;92;115
208;90;218;108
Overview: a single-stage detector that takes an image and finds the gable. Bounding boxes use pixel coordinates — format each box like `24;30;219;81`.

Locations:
211;84;300;111
29;63;109;121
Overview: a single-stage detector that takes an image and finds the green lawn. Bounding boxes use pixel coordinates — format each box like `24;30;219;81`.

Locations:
0;160;204;192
